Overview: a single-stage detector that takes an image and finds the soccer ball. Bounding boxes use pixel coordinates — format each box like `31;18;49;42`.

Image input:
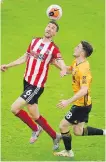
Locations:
46;5;62;20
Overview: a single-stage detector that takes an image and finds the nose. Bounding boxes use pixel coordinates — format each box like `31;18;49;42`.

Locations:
46;28;50;32
46;30;50;33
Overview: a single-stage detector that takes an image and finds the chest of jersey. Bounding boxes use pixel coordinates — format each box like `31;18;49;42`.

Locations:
29;44;53;62
72;65;80;84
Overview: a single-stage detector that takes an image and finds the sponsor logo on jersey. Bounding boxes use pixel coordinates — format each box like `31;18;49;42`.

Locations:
28;50;45;61
38;45;44;51
46;49;51;55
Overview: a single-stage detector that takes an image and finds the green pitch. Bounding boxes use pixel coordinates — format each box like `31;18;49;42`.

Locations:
1;0;105;161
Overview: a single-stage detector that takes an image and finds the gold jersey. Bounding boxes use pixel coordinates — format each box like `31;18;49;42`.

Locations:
69;59;92;106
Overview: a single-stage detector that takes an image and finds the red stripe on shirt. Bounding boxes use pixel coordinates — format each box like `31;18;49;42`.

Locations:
33;42;53;86
27;43;45;83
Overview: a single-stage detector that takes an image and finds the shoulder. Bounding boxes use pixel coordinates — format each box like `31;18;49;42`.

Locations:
84;60;90;67
81;61;90;69
51;41;60;50
51;42;61;56
30;37;42;45
71;59;76;67
79;61;91;74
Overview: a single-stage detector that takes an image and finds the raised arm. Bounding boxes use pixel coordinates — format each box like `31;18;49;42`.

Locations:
51;59;72;75
51;58;67;77
0;53;27;72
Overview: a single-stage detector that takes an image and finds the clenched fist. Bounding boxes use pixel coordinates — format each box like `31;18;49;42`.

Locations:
0;64;8;72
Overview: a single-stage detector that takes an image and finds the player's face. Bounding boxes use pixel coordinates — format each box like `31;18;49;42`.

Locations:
45;23;57;38
73;43;84;57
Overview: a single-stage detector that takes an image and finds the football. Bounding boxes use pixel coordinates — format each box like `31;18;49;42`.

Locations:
46;4;62;20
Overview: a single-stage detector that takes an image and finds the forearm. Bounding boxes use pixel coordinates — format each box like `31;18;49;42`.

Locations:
51;59;61;70
67;88;88;104
6;53;27;68
53;62;71;74
57;59;66;70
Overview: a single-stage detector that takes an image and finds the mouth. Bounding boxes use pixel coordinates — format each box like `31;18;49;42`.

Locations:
45;32;51;38
46;31;50;34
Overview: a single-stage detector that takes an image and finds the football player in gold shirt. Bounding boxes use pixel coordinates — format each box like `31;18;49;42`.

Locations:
53;41;106;157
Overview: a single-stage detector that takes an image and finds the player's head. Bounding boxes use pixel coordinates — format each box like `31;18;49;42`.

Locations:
44;21;59;38
73;41;93;58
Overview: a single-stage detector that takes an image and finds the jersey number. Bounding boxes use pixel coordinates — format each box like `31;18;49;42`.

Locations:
23;90;32;98
66;111;72;119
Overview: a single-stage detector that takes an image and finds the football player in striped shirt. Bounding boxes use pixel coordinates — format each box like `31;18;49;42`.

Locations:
0;21;67;150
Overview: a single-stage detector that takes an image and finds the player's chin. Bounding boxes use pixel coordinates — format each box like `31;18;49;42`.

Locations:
45;33;51;38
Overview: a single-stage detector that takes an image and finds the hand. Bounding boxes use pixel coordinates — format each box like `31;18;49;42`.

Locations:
60;68;67;77
0;64;8;72
57;99;70;109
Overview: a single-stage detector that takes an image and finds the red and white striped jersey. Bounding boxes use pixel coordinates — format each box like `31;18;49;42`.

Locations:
24;37;62;87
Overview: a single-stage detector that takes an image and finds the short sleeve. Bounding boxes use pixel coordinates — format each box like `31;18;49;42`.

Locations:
79;70;92;87
26;38;36;54
26;43;31;53
52;47;62;59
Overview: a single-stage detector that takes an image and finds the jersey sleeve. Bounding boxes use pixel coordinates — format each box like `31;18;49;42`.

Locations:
79;69;92;87
52;47;62;59
26;38;35;54
26;43;31;53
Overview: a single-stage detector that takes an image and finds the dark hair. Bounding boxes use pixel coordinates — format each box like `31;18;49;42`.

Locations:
48;20;59;32
81;41;93;57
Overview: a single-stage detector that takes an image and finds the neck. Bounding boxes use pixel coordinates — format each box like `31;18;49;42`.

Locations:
76;56;86;65
42;36;52;42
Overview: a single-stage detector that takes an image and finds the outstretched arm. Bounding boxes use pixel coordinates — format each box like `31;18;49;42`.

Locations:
51;59;72;74
0;53;27;72
51;59;61;70
53;58;67;77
